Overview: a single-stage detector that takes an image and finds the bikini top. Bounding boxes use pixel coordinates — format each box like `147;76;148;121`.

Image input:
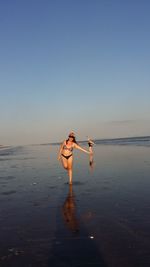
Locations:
63;142;73;152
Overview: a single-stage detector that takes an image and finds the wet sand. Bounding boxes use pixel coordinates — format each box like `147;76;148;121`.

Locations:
0;144;150;266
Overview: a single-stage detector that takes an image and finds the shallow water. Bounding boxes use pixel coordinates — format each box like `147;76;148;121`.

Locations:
0;144;150;267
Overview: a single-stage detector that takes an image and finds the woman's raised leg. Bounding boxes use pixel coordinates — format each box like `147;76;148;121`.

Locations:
61;156;68;170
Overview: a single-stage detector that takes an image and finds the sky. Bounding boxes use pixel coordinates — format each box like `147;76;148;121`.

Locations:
0;0;150;145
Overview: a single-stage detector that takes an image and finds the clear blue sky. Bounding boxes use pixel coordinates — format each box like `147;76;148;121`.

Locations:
0;0;150;145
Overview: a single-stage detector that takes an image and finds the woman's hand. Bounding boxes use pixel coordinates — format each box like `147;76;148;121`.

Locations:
58;155;61;161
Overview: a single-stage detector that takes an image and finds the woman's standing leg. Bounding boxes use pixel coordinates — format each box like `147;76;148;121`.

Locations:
67;156;73;184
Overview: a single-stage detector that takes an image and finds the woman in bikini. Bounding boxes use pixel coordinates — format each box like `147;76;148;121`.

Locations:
58;132;92;184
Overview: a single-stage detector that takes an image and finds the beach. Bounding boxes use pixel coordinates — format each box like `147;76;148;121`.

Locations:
0;141;150;267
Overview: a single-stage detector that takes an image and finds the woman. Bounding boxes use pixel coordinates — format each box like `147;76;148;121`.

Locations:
58;132;92;184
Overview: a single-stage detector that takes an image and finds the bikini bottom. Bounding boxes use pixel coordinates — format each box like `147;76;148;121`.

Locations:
61;154;73;160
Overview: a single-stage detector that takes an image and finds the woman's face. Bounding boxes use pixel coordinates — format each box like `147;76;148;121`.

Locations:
69;136;74;141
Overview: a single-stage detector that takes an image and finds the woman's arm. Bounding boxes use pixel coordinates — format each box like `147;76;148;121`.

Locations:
58;141;65;160
74;143;91;154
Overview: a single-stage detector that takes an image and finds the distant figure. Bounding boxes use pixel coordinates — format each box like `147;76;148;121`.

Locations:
62;184;79;233
88;137;95;169
58;132;92;184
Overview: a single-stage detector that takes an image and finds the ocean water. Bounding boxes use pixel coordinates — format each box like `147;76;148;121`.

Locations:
94;136;150;146
0;138;150;267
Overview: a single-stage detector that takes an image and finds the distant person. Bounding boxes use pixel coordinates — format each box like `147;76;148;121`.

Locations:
88;137;95;169
58;132;93;184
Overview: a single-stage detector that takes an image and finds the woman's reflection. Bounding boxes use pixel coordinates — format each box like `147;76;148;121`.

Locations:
89;153;94;170
62;184;79;233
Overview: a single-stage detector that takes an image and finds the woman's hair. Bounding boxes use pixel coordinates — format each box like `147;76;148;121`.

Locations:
66;134;77;144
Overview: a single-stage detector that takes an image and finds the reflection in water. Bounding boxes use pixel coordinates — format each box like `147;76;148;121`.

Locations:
62;184;79;233
89;154;94;171
49;183;106;267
